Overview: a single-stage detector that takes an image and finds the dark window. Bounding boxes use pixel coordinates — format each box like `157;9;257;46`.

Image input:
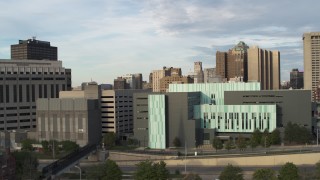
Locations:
13;85;17;102
26;85;30;102
51;84;54;98
44;77;54;80
0;85;3;103
32;85;35;101
44;85;47;98
19;85;23;102
6;85;9;103
56;84;59;98
62;84;65;91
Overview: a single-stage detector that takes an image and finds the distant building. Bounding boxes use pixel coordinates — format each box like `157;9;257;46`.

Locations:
247;46;280;90
11;37;58;60
290;68;304;89
114;74;143;90
0;130;28;150
194;62;204;83
152;67;181;92
114;77;129;90
303;32;320;100
204;68;224;83
159;75;193;92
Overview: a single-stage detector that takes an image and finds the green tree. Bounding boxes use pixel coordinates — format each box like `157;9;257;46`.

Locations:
60;140;79;152
183;173;202;180
13;151;39;179
41;140;50;153
251;129;262;146
21;139;33;151
249;138;258;151
278;162;299;180
134;160;169;180
219;164;244;180
270;129;281;145
225;139;233;152
237;135;247;151
261;129;272;148
86;159;122;180
173;137;181;147
212;137;223;152
134;160;156;180
154;161;170;180
49;140;59;155
252;168;276;180
102;132;117;149
284;122;311;145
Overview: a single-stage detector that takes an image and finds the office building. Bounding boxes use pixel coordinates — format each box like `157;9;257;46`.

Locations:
114;74;143;90
216;41;249;81
11;38;58;60
0;59;71;131
247;46;280;90
204;68;225;83
101;89;149;139
194;61;204;83
303;32;320;100
134;82;312;149
152;67;181;92
290;68;304;89
159;75;193;92
37;82;101;146
114;77;129;90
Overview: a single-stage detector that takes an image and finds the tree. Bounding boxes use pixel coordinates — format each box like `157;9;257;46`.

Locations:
251;129;262;146
284;122;311;145
41;140;50;153
21;139;33;151
270;129;281;145
212;137;223;152
225;139;233;152
134;160;169;180
278;162;299;180
252;168;276;180
173;137;181;147
237;135;247;151
183;173;202;180
60;140;79;152
261;129;272;148
13;151;39;179
102;133;117;149
86;159;122;180
219;164;244;180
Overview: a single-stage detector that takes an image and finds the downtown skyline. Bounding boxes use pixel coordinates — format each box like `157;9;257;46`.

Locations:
0;0;319;86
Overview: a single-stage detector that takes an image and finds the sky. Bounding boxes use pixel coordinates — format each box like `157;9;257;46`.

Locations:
0;0;319;87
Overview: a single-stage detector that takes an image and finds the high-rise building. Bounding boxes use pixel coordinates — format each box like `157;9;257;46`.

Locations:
159;75;193;92
114;74;143;90
303;32;320;100
247;46;280;90
216;41;249;81
194;62;204;83
11;37;58;60
152;67;181;92
290;68;304;89
114;77;129;90
204;68;225;83
0;59;71;131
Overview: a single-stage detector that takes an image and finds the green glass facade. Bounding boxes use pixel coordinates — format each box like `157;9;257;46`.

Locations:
148;94;166;149
195;104;276;132
169;82;260;105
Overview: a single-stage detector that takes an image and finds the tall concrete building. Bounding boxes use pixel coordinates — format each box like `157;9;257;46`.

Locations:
11;38;58;61
194;61;204;83
216;41;249;81
303;32;320;100
0;59;71;131
152;67;181;92
247;46;280;90
204;68;225;83
290;68;304;89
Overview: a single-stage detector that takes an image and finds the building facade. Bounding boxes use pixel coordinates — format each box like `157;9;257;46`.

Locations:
11;38;58;60
247;46;280;90
152;67;181;92
36;98;101;146
159;75;193;92
290;68;304;89
303;32;320;100
194;62;204;83
0;59;71;131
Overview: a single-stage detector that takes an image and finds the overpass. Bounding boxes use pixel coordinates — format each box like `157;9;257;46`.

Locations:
41;144;97;179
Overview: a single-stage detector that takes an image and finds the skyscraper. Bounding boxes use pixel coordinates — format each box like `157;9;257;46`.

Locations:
194;61;204;83
303;32;320;100
216;41;248;81
247;46;280;90
290;68;304;89
11;37;58;60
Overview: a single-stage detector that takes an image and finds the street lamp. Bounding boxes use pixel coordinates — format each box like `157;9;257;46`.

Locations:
74;165;81;180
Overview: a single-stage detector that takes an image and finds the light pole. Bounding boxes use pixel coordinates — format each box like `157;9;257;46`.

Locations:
74;165;81;180
184;140;187;174
317;127;319;147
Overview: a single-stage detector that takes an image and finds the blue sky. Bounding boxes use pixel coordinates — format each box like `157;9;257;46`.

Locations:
0;0;319;86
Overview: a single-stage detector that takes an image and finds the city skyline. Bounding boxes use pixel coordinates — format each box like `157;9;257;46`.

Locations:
0;0;319;86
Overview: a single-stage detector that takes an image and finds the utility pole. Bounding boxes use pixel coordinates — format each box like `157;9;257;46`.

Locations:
317;128;319;147
184;140;187;174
